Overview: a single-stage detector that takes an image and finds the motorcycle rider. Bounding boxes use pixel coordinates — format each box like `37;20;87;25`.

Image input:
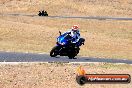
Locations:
62;25;84;45
50;25;85;58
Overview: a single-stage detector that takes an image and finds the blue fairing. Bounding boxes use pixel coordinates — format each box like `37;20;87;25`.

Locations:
57;33;71;45
56;32;83;47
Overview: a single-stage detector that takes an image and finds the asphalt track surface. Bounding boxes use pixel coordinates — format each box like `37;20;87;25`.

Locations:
0;51;132;64
0;13;132;64
1;13;132;20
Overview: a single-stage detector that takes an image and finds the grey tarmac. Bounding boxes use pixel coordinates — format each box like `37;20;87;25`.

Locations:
1;13;132;20
0;51;132;64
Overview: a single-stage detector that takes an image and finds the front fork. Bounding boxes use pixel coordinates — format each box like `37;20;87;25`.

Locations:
56;43;64;54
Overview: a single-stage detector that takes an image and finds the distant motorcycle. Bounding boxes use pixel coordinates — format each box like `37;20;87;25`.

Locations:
50;31;85;59
38;11;48;16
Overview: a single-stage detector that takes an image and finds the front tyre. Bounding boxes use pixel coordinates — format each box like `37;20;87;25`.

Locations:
50;46;58;57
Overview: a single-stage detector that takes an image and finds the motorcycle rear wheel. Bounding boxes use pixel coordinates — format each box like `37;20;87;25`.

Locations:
68;47;79;59
68;52;76;59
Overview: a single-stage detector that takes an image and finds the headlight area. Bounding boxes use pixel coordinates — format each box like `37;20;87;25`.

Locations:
60;42;65;45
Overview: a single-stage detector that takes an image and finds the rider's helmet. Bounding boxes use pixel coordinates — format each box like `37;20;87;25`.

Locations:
71;25;79;32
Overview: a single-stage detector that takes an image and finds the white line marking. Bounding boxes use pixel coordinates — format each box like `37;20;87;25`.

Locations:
0;62;131;65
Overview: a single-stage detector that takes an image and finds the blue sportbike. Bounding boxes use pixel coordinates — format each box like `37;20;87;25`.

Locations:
50;31;85;59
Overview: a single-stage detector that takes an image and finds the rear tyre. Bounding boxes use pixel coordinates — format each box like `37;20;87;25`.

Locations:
68;55;74;59
68;47;79;59
50;46;58;57
68;53;76;59
45;14;48;16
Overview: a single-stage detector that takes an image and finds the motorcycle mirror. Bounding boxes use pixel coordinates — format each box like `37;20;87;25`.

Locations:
59;31;61;35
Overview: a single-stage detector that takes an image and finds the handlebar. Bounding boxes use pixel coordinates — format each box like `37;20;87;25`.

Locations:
59;31;61;35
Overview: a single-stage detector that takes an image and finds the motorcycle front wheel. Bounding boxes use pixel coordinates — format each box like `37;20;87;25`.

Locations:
50;46;58;57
